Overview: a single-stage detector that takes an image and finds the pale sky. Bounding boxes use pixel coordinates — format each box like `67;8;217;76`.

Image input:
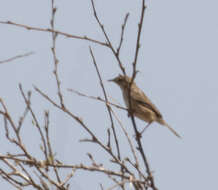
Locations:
0;0;218;189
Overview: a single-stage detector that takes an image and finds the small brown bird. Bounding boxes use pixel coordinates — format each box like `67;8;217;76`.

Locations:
109;75;181;138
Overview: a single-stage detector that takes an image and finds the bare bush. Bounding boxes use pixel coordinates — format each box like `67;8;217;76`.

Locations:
0;0;161;189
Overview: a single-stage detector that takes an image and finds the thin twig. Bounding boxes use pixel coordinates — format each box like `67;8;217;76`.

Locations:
0;155;138;183
0;21;108;47
131;0;146;82
19;84;47;161
17;91;31;132
0;98;32;159
0;52;34;64
89;47;121;161
110;109;142;179
50;0;65;109
34;86;134;177
67;88;127;111
90;0;126;75
49;0;64;183
125;1;158;189
117;13;129;56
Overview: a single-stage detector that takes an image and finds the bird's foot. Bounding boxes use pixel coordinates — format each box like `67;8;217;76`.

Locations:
139;122;152;136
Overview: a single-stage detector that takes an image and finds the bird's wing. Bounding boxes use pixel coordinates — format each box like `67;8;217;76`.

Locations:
131;87;162;118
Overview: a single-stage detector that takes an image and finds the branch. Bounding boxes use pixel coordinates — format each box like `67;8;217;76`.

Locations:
117;13;129;56
34;86;134;177
67;88;127;111
89;47;121;160
90;0;126;75
131;0;146;81
0;20;108;47
0;52;34;64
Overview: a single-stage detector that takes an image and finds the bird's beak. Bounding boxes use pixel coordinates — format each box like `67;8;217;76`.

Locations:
108;78;116;82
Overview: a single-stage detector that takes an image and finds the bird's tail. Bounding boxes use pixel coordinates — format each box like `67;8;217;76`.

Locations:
157;119;181;139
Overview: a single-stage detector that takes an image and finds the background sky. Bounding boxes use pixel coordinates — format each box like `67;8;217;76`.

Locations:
0;0;218;189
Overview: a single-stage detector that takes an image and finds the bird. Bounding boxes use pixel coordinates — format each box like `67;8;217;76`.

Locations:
109;74;181;138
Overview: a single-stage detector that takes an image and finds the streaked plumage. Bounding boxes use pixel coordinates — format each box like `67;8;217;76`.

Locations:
109;75;181;138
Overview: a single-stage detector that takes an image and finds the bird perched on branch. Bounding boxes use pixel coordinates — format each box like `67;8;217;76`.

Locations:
109;75;181;138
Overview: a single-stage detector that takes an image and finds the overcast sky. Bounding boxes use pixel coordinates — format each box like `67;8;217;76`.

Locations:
1;0;218;189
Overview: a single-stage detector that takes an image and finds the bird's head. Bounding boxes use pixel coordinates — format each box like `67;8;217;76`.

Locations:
108;75;133;89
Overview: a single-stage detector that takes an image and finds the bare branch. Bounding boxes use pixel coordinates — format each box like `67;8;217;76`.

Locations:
110;109;141;178
68;88;127;111
117;13;129;56
0;21;108;47
50;0;65;109
0;52;34;64
90;0;126;75
19;84;48;161
131;0;146;81
89;47;121;160
0;0;160;189
34;86;134;177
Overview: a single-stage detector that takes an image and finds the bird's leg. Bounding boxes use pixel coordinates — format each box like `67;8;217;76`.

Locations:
140;122;152;135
